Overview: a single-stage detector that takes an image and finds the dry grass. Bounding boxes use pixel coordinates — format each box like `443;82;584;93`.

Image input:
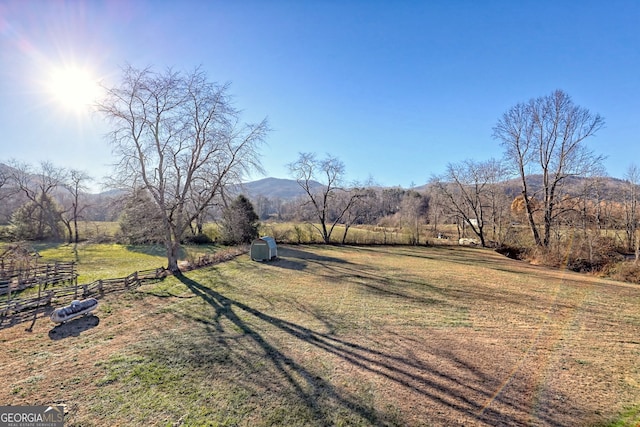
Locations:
260;222;437;245
1;244;639;426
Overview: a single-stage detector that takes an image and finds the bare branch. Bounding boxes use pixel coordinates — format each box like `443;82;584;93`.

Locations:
96;65;269;271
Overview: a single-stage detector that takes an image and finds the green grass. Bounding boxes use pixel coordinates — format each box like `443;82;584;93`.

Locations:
22;242;234;284
602;405;640;427
0;240;243;303
32;243;168;283
76;221;120;240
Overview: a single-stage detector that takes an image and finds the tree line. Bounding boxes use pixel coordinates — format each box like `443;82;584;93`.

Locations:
1;64;638;274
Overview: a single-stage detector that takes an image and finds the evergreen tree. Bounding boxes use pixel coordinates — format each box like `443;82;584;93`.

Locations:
118;188;165;244
221;195;260;244
10;193;64;241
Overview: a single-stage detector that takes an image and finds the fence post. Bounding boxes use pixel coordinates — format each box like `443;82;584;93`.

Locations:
98;280;103;296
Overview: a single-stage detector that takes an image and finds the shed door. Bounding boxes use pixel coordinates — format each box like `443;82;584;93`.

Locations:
252;242;268;260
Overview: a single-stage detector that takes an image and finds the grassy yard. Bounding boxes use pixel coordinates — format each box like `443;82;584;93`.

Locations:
11;242;232;284
32;243;168;284
1;244;639;426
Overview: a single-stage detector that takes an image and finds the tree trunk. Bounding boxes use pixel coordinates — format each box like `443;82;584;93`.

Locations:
164;221;182;273
543;208;552;248
64;221;73;244
635;229;639;266
73;216;79;244
320;217;330;243
166;240;181;273
342;224;351;244
523;192;542;246
478;225;486;247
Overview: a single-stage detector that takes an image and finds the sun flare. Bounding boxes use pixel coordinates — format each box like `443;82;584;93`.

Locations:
47;65;100;113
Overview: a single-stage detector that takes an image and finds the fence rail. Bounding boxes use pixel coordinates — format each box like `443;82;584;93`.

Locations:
0;267;167;325
0;261;76;279
0;246;248;329
0;261;77;296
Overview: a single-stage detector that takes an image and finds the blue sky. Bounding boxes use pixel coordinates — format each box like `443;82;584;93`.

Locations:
1;0;638;191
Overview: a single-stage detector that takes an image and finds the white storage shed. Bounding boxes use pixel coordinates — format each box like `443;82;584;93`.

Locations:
250;237;278;261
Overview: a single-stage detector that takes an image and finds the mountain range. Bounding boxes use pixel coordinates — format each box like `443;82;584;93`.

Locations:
0;160;631;202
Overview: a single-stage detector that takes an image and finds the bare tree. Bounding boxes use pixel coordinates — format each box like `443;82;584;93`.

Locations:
0;164;20;224
623;164;640;260
60;169;93;243
338;186;375;244
493;90;605;247
8;161;66;240
399;190;429;245
288;153;360;243
587;176;607;232
0;165;8;195
185;181;214;237
571;171;607;237
432;159;505;247
484;159;511;245
97;65;268;272
424;186;446;238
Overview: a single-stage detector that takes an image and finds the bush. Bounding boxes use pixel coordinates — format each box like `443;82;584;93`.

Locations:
10;194;65;241
495;245;528;260
263;224;290;243
518;234;623;273
220;195;260;245
566;235;622;273
118;189;165;244
292;225;306;243
604;261;640;284
182;233;213;245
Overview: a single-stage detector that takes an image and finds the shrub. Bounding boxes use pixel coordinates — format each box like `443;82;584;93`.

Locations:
495;245;528;260
183;233;213;245
118;189;165;244
604;261;640;284
220;195;260;244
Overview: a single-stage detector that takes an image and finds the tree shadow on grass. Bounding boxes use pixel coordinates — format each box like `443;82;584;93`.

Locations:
175;273;576;426
125;244;171;257
268;246;352;271
177;272;383;425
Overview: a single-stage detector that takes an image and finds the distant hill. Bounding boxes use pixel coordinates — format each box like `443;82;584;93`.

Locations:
415;174;629;201
0;157;631;204
500;175;628;200
236;177;322;200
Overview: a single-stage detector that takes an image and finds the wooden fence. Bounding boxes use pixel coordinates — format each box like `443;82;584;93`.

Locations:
0;261;77;296
0;267;167;327
0;246;249;329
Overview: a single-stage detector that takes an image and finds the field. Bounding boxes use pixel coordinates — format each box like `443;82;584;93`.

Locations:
1;244;639;426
